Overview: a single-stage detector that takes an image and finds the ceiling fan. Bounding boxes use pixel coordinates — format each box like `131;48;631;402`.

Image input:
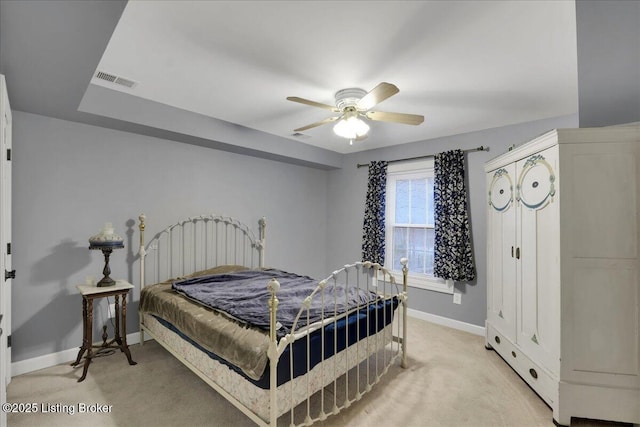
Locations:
287;82;424;143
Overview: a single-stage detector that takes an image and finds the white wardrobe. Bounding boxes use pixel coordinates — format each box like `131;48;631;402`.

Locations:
485;126;640;426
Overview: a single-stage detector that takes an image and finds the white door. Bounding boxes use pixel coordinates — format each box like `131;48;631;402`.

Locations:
486;163;517;341
515;147;560;375
0;74;12;426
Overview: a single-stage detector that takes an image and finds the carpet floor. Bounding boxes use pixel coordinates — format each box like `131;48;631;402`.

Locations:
6;317;632;427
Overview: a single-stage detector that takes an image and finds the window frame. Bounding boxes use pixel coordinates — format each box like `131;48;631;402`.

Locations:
385;159;454;294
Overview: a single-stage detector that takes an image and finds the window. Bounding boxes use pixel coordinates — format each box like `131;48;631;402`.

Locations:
385;159;453;293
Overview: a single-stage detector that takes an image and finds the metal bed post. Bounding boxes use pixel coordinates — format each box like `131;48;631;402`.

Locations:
258;217;266;268
400;257;408;369
139;213;147;346
267;277;280;426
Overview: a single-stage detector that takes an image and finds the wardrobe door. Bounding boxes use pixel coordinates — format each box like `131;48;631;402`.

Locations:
516;147;560;375
486;163;517;341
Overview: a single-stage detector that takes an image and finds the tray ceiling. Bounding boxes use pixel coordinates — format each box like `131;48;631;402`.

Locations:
84;0;578;154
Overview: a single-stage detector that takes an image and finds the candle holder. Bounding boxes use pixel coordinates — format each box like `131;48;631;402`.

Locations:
89;223;124;287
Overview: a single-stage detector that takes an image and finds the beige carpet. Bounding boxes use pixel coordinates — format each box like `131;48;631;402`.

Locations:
6;317;631;427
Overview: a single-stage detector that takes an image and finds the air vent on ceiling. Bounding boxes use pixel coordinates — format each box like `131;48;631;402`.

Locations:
94;70;138;89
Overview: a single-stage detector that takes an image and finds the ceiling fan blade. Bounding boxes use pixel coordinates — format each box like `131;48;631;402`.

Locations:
366;111;424;125
287;96;339;112
294;116;339;132
356;82;399;111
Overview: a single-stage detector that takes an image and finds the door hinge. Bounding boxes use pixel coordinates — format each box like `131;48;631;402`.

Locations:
6;242;11;255
6;148;10;161
7;335;11;348
4;269;15;280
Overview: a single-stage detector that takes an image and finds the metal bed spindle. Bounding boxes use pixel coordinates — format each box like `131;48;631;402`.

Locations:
344;268;350;407
355;267;361;400
192;220;196;272
382;268;387;372
320;284;326;418
366;266;372;391
305;306;311;424
332;273;340;417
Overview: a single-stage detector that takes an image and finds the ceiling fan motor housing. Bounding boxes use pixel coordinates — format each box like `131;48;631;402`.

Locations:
335;88;367;111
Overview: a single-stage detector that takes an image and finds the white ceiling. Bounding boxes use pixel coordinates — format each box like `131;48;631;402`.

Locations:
88;0;578;154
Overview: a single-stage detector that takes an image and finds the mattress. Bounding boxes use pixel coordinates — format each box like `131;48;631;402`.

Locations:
141;312;397;422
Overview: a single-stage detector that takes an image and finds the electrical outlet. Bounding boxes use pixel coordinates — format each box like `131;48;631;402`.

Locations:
453;292;462;305
108;303;116;318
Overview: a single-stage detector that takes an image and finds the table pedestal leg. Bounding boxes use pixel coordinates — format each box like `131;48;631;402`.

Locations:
119;294;136;365
71;298;88;367
78;299;93;382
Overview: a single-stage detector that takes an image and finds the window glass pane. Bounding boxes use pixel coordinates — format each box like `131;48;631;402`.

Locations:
410;179;427;224
392;227;408;270
427;177;434;226
408;227;426;274
425;228;435;275
395;180;410;223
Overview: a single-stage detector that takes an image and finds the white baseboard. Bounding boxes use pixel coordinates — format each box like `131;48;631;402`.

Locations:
11;332;150;377
13;312;484;376
407;308;485;336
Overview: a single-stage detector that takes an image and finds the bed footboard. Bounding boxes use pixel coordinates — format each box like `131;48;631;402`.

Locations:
266;259;408;426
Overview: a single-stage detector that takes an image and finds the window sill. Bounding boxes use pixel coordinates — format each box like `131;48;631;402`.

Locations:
388;271;454;294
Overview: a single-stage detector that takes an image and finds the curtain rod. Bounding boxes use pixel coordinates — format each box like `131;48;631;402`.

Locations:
356;145;489;168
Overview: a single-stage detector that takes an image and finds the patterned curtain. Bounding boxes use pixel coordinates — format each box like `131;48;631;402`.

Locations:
362;161;388;264
433;150;476;281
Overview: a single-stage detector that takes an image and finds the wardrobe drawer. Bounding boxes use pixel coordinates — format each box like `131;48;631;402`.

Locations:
487;324;558;407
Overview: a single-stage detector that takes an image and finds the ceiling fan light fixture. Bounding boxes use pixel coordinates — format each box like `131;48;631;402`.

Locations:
333;115;369;140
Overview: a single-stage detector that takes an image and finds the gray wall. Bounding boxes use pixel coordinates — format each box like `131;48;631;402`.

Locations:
576;0;640;127
10;108;579;364
11;111;329;362
9;0;640;364
326;114;578;327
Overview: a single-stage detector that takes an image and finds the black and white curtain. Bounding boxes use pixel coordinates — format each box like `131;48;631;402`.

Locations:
433;150;476;281
361;161;388;264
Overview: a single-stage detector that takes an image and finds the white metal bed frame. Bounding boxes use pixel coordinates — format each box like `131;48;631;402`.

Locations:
137;213;408;426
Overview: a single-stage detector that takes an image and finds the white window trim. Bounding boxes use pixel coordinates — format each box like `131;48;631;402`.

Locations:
385;159;454;294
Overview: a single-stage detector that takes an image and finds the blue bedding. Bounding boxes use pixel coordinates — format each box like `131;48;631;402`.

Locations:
172;268;377;337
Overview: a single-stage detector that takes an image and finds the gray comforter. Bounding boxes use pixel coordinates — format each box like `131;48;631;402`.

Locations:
172;268;375;336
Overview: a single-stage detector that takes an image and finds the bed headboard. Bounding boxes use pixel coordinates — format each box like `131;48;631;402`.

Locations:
138;213;265;289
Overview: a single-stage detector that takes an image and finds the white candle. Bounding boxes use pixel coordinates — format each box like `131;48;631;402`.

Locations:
103;222;114;235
